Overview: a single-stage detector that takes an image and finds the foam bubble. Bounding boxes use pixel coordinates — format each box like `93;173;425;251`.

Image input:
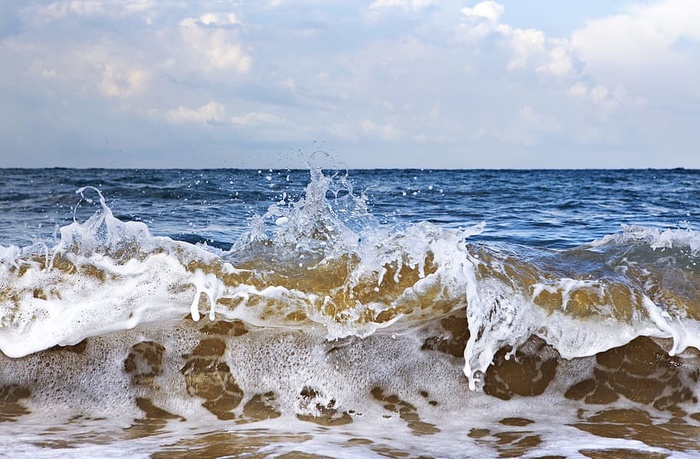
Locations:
591;224;700;254
1;171;699;409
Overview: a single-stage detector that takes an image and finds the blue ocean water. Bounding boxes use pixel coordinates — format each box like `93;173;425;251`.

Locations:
1;168;697;248
0;167;699;458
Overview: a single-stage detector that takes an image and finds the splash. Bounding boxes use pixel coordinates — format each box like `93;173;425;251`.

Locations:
1;168;700;458
0;170;479;356
0;169;699;394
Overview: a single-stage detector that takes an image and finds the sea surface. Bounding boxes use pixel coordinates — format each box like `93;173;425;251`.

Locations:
0;167;699;458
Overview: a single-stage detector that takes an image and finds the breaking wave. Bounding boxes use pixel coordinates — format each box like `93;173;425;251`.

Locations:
1;168;699;457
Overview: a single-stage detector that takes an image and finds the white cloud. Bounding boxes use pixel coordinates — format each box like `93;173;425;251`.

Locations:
179;14;251;72
506;28;545;71
198;13;241;26
368;0;437;12
571;0;700;99
567;82;645;113
478;105;564;148
360;118;401;141
3;1;700;168
99;64;148;97
231;112;287;127
69;45;153;99
326;118;402;141
208;39;250;71
167;101;226;124
180;13;241;29
460;1;504;22
167;107;293;131
518;106;561;132
26;0;153;23
364;0;436;23
537;45;573;77
460;2;575;78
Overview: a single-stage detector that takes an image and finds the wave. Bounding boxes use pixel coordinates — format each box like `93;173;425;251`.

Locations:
1;169;700;457
1;171;699;384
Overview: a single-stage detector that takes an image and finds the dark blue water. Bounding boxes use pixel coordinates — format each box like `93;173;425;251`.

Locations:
1;168;697;250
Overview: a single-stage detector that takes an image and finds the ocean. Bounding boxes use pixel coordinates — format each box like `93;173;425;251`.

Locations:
0;167;698;458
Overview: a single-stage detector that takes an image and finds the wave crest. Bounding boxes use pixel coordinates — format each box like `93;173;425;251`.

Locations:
0;170;698;395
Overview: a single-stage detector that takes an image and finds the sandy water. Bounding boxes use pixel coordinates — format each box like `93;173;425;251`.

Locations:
0;167;699;458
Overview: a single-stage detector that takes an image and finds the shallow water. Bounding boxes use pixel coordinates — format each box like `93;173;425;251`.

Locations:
0;168;699;458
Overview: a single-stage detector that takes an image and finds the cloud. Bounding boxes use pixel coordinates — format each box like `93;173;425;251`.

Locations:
360;118;401;140
518;106;561;133
537;45;573;77
179;13;251;72
567;82;646;113
197;12;241;26
99;64;148;97
167;101;226;124
460;1;504;22
25;0;153;23
2;1;700;168
324;118;401;142
364;0;439;22
506;28;545;71
231;112;287;127
68;43;154;99
573;0;700;62
571;0;700;99
459;2;575;78
368;0;437;12
166;105;294;132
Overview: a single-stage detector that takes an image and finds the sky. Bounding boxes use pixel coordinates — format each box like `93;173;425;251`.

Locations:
1;0;700;169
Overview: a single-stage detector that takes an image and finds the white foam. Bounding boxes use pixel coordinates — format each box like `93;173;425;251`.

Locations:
55;186;155;257
0;251;196;358
190;269;225;322
591;224;700;254
2;172;699;408
463;274;542;390
462;250;700;389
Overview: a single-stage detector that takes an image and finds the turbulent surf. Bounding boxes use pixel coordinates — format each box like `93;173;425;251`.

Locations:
0;167;699;458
